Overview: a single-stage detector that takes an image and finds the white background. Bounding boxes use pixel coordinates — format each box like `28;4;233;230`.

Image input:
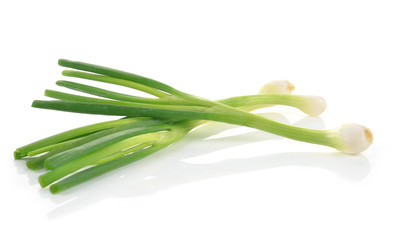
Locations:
1;0;398;239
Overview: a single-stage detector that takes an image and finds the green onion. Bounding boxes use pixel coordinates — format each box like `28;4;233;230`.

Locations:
15;59;373;194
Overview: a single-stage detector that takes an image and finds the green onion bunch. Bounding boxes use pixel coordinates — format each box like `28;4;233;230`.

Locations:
14;59;373;194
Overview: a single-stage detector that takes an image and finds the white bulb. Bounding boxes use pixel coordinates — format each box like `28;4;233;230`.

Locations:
259;80;295;94
333;123;373;154
300;96;327;116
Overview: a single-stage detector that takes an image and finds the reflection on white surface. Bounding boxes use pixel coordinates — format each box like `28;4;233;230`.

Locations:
14;113;370;218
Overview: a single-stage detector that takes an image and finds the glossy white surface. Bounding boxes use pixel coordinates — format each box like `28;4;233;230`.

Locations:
1;1;397;239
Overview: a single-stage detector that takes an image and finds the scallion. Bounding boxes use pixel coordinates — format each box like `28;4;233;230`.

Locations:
14;59;373;194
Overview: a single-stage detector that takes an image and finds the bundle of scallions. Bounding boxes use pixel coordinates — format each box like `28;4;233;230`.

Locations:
14;59;373;194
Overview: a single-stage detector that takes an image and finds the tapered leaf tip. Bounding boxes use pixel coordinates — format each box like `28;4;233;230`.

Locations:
38;176;47;188
31;100;39;107
44;89;52;97
26;160;42;170
26;160;33;169
50;185;60;194
55;80;65;86
58;59;68;66
14;150;23;159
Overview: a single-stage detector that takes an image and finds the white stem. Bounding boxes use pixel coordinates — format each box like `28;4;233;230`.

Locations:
259;80;295;94
300;95;327;116
330;123;373;154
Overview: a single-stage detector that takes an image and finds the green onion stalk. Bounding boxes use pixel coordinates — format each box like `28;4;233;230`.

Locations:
15;59;373;193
